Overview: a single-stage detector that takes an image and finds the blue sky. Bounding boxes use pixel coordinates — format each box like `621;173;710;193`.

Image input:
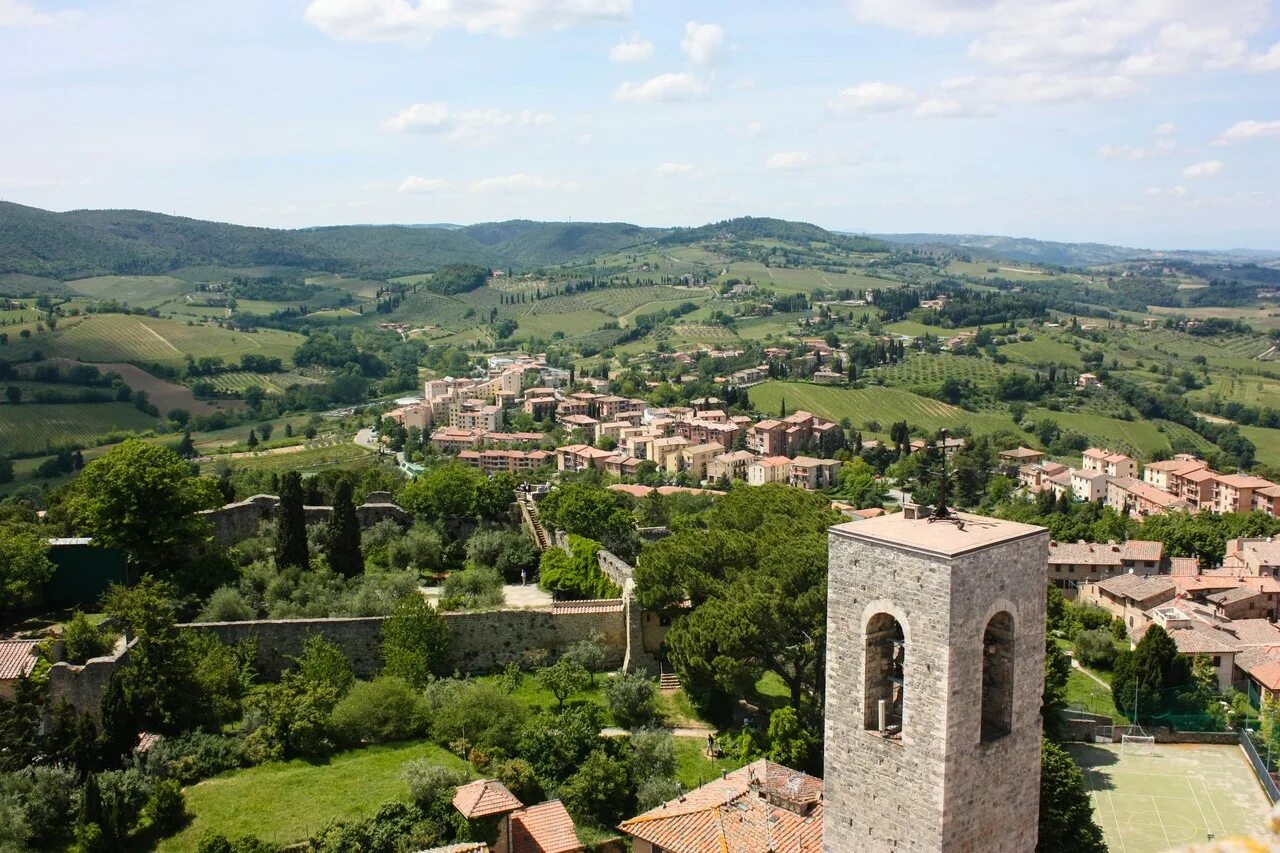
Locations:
2;0;1279;249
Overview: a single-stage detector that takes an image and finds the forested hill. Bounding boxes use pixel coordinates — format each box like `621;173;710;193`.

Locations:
0;202;666;280
869;232;1148;266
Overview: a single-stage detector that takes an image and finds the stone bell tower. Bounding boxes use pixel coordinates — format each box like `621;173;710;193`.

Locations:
823;508;1049;852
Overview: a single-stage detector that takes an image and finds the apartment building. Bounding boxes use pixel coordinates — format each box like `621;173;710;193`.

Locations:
1046;539;1164;592
706;450;757;482
747;455;791;486
673;442;724;480
456;449;552;475
555;444;616;473
450;399;503;433
1213;474;1276;515
787;457;842;490
1081;448;1137;479
1070;468;1110;502
1106;476;1191;518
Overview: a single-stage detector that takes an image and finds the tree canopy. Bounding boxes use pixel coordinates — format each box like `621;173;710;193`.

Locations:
59;440;221;571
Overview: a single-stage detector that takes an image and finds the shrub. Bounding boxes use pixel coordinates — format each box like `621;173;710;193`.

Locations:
242;674;337;763
403;762;468;809
559;749;634;828
605;673;659;728
465;530;539;582
1074;628;1118;669
386;525;445;574
536;658;590;711
63;611;114;663
332;677;430;746
382;595;451;688
142;732;246;784
1075;604;1113;633
636;776;682;812
440;567;504;611
0;765;79;848
293;634;355;696
143;778;188;834
563;631;607;684
493;758;542;805
196;832;283;853
94;768;151;846
426;680;528;755
517;706;603;785
199;587;255;622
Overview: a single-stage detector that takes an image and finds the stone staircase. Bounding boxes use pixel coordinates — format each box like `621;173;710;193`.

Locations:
659;670;682;692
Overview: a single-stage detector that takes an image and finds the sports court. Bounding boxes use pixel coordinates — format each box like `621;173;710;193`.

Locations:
1067;741;1273;852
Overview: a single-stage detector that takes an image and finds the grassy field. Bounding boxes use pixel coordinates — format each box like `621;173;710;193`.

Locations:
716;261;898;295
673;736;742;790
158;741;471;851
748;380;1013;435
1239;425;1280;468
1002;335;1086;367
1148;303;1280;332
67;275;192;306
868;352;1024;392
45;315;304;367
1027;408;1215;458
198;441;375;474
1068;742;1271;853
206;370;320;395
0;402;159;454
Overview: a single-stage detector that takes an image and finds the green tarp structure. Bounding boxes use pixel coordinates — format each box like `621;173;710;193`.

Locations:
43;538;129;607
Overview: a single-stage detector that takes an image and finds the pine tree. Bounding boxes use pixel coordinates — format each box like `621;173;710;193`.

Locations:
779;397;787;418
177;430;195;459
246;428;259;449
326;480;364;578
275;471;310;570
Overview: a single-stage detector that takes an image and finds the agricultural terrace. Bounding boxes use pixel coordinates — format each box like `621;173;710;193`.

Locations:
46;315;304;367
197;441;375;474
748;380;1013;437
1067;741;1271;853
205;371;320;395
0;402;160;454
867;353;1029;395
714;261;900;295
68;275;192;307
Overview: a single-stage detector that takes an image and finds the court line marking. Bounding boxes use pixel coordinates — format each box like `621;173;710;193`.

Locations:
1187;775;1212;837
1198;774;1227;834
1107;789;1129;853
1152;795;1172;850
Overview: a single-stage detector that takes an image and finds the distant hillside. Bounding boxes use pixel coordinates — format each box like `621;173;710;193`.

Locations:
869;232;1146;267
666;217;889;253
0;202;678;281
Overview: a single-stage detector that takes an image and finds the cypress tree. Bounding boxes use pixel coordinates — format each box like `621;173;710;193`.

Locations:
326;480;364;578
276;471;310;570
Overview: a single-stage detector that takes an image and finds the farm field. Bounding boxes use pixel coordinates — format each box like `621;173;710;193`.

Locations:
1027;408;1215;458
198;441;376;474
883;320;946;337
1148;304;1280;332
157;741;471;852
1187;375;1280;411
945;260;1064;282
0;402;159;454
52;359;232;415
748;380;1013;436
45;315;304;367
868;352;1026;391
1002;335;1086;367
206;370;319;395
1238;425;1280;468
516;308;612;339
717;261;898;295
67;275;191;306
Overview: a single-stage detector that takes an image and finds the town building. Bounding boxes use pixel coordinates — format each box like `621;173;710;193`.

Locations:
1046;539;1164;593
1081;448;1137;479
746;455;791;486
706;450;757;482
1000;446;1045;471
1105;476;1191;518
787;456;842;491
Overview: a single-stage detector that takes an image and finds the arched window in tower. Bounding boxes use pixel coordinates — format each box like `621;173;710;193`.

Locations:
981;611;1015;743
864;613;905;737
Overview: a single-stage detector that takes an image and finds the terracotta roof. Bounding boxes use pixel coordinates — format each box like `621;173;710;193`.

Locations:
416;843;489;853
1000;447;1044;459
619;760;822;853
453;779;524;819
753;456;792;469
0;640;38;680
509;800;583;853
1095;573;1176;602
1121;540;1164;562
1110;477;1189;509
1133;619;1239;654
551;600;624;615
608;483;653;498
1169;556;1201;576
1048;541;1123;566
1223;619;1280;646
1216;474;1274;489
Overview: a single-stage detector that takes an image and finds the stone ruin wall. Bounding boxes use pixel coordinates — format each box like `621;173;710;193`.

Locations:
200;492;411;548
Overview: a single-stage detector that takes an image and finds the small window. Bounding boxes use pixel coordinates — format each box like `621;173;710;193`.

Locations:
1212;656;1221;667
981;611;1015;743
865;613;905;737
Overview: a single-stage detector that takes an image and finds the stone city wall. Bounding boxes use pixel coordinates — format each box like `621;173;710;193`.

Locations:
182;601;627;681
46;635;132;720
200;494;411;547
597;549;634;588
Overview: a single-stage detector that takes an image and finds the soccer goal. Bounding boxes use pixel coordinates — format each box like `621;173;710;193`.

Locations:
1094;724;1114;744
1121;733;1157;757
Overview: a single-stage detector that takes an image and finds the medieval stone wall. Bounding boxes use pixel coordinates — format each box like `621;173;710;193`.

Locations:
200;494;411;547
46;635;132;720
181;602;627;681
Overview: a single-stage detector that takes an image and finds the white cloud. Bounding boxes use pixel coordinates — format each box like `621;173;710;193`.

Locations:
829;82;915;114
304;0;631;43
1215;119;1280;145
398;176;450;193
1155;122;1177;135
974;72;1141;104
381;102;552;143
1252;41;1280;71
913;97;986;118
1182;159;1224;178
744;121;764;137
0;0;77;27
764;151;812;171
470;173;578;191
656;162;694;175
614;72;707;103
681;21;725;66
609;33;652;63
1097;139;1177;160
1145;185;1188;196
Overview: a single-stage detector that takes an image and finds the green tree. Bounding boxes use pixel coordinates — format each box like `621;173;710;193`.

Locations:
63;611;113;663
766;706;816;769
559;749;635;828
1043;637;1071;739
563;631;607;685
293;634;355;696
0;456;13;484
1112;623;1188;722
1037;739;1107;852
834;458;887;509
326;480;364;578
381;594;451;688
537;658;590;711
60;440;221;572
275;471;309;571
538;535;619;600
536;483;640;561
0;523;55;610
604;673;659;728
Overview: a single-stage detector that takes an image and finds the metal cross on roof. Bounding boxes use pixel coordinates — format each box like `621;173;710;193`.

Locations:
928;429;966;531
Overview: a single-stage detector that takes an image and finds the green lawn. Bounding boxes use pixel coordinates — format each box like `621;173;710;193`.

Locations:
471;672;612;720
159;741;470;851
673;736;742;789
749;380;1013;436
1067;668;1126;722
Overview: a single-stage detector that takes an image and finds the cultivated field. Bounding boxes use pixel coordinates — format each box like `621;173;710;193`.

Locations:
748;381;1013;436
205;371;319;395
0;402;159;454
67;275;191;306
45;315;304;367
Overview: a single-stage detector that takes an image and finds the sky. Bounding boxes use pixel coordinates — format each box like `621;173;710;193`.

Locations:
2;0;1280;250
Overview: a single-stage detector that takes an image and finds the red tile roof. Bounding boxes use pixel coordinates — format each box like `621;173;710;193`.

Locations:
619;760;823;853
509;800;583;853
452;779;523;819
0;640;38;680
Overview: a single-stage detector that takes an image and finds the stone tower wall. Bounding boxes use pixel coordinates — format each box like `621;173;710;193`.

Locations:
823;523;1048;853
